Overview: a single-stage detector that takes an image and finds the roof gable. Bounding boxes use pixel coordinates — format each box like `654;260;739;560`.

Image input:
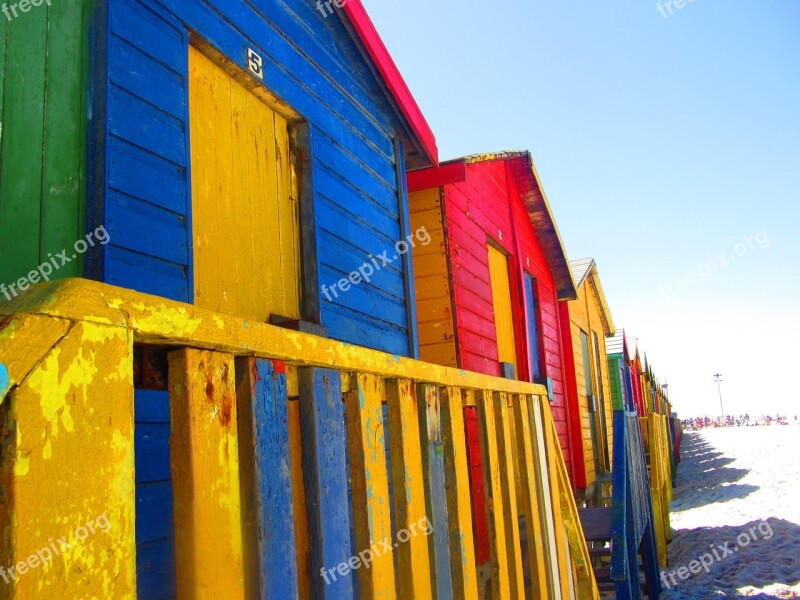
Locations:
410;151;577;299
569;258;615;335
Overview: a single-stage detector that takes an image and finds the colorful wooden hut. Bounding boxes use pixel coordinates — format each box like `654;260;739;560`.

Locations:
0;1;433;596
558;258;616;504
0;0;436;357
407;151;578;589
606;329;637;412
0;5;602;600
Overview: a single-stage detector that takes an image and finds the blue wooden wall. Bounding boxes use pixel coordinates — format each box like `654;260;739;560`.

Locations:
91;0;417;356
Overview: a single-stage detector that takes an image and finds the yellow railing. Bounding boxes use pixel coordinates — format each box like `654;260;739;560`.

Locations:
640;413;673;567
0;279;598;599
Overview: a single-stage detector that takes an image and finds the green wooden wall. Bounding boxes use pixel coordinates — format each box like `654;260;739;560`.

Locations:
607;355;625;411
0;1;90;291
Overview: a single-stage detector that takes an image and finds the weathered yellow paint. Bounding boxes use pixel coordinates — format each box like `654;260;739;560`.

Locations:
345;373;396;600
2;280;550;399
409;188;458;368
530;395;562;596
0;279;599;599
0;321;136;599
189;46;300;322
0;313;71;390
168;348;246;599
512;394;552;599
386;379;434;599
440;387;479;600
288;398;311;600
476;390;522;600
487;244;517;376
493;392;526;599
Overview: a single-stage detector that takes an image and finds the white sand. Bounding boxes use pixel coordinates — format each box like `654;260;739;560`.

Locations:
661;426;800;599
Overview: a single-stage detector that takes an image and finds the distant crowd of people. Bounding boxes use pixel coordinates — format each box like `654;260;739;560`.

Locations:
682;414;797;430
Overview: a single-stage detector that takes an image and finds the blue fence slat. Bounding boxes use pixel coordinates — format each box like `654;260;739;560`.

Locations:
249;359;299;599
298;367;353;599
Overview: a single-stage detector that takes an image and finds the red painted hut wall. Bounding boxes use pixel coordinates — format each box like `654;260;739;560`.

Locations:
558;301;585;489
505;173;573;478
440;160;574;476
630;357;645;416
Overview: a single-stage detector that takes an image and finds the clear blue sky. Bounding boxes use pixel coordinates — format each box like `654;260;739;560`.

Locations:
362;0;800;417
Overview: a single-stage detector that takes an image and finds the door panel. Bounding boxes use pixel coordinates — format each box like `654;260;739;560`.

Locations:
487;245;517;377
580;330;601;476
189;46;300;321
524;274;542;379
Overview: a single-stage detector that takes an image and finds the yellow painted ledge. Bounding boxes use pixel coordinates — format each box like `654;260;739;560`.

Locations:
0;279;548;397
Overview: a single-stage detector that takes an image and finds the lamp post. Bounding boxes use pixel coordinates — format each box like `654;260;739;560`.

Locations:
713;373;724;418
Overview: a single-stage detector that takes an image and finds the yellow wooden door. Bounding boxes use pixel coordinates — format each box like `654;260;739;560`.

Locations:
487;244;517;377
188;46;300;322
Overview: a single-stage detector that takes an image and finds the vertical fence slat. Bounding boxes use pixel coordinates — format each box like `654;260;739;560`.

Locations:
513;394;552;599
441;386;480;600
345;373;397;600
169;348;246;600
476;390;515;599
417;383;455;600
539;395;574;600
493;392;526;599
542;398;599;599
298;367;353;599
236;358;298;599
288;397;311;600
386;379;434;599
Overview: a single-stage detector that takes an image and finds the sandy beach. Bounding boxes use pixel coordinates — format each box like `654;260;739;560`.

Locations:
662;426;800;599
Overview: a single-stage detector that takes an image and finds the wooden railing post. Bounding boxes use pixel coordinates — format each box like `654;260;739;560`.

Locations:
512;394;552;598
344;373;396;599
298;367;353;599
168;348;246;599
476;390;525;600
386;378;434;599
416;383;455;600
440;386;479;600
236;358;298;599
0;320;136;599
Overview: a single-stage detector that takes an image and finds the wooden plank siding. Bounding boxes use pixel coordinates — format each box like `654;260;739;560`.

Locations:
559;268;615;494
0;1;90;288
408;159;574;473
409;188;458;366
85;0;426;357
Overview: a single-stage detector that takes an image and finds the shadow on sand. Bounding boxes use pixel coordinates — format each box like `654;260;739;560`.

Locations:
664;518;800;599
670;432;758;512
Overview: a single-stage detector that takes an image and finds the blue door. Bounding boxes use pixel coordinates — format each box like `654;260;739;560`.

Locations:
524;274;543;380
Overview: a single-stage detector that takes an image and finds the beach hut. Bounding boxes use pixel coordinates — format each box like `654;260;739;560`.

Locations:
0;1;439;596
0;0;436;357
606;329;637;412
407;151;578;582
558;258;616;502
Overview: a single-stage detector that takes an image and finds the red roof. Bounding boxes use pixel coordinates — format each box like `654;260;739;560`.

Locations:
341;1;438;166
